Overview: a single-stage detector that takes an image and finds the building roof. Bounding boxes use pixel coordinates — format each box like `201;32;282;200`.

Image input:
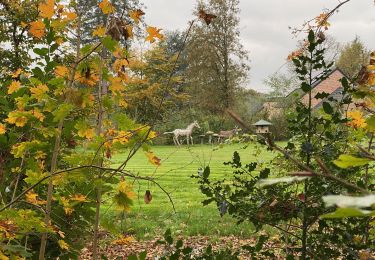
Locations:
253;120;272;126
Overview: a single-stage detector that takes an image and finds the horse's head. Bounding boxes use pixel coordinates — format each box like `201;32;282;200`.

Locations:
193;120;201;129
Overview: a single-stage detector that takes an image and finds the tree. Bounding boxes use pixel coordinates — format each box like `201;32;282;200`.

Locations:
336;36;370;79
0;0;39;71
186;0;249;113
264;72;299;98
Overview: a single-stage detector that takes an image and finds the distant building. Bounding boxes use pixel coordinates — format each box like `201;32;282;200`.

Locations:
261;68;352;119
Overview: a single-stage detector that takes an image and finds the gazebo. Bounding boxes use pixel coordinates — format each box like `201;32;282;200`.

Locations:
253;120;272;134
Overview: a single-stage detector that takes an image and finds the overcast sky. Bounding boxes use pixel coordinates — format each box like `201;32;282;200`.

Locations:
141;0;375;93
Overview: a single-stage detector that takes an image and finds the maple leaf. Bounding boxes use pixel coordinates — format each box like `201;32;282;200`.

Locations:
112;236;136;245
129;9;145;24
11;68;22;78
29;20;46;38
39;0;54;19
145;26;164;43
98;0;115;14
78;128;95;139
113;58;129;72
32;109;45;122
109;76;125;93
145;151;161;166
198;9;217;25
5;111;27;127
0;124;6;135
58;240;69;250
70;194;88;202
8;81;21;94
30;84;49;101
55;37;64;45
347;111;367;129
92;25;106;37
113;180;135;212
54;65;69;77
115;130;130;144
26;190;46;205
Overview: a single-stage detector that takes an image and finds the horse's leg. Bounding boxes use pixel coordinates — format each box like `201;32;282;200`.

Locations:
191;135;194;145
176;135;180;146
173;135;177;146
186;135;189;145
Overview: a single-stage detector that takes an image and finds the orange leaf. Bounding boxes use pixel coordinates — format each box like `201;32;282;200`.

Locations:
145;26;164;43
0;124;6;135
129;9;145;24
39;0;54;19
54;65;69;77
61;11;77;21
98;0;115;14
29;20;45;38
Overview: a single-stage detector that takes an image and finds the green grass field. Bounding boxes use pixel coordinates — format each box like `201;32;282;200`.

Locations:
103;143;276;240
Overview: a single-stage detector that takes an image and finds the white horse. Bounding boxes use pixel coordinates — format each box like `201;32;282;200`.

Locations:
164;121;200;145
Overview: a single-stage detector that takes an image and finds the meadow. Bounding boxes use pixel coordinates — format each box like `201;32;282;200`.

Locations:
104;143;277;240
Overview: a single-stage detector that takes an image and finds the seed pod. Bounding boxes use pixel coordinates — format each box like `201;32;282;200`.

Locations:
144;190;152;204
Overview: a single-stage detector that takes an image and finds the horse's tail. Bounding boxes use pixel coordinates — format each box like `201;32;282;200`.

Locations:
163;131;174;135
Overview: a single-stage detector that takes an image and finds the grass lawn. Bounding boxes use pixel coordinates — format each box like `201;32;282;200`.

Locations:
103;143;277;240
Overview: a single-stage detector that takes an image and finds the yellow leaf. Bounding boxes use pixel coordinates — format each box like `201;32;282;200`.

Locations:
98;0;115;14
126;25;133;39
11;68;22;78
116;130;130;144
347;110;367;129
54;66;69;77
30;84;49;101
32;109;45;122
109;76;125;93
20;21;28;28
92;25;106;37
0;124;6;135
78;128;95;139
29;20;45;38
145;26;164;43
368;73;375;85
58;240;69;250
112;235;136;245
70;194;88;202
129;9;144;24
113;58;129;72
55;37;64;45
39;0;54;19
8;81;21;94
26;190;46;205
145;151;161;166
5;111;28;127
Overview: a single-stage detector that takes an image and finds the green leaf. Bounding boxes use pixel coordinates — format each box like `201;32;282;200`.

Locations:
33;48;48;56
52;103;74;122
139;251;147;260
322;102;333;114
320;208;373;219
333;154;371;168
366;115;375;131
308;30;315;43
203;166;210;179
127;255;138;260
301;82;310;92
102;36;117;52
